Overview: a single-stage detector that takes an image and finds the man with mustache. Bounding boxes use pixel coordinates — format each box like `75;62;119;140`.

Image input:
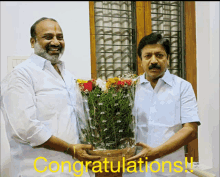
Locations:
124;33;201;177
1;17;100;176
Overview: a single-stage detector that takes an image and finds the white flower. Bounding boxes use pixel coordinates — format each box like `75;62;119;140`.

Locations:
96;78;107;92
95;78;103;86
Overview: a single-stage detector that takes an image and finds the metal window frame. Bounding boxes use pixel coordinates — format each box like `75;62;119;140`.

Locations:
94;1;137;79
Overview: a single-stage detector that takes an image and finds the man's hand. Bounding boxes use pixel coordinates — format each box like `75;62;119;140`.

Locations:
126;122;198;163
34;136;100;169
69;144;101;169
126;142;159;162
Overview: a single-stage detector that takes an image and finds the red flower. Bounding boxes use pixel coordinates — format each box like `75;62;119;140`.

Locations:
124;80;132;86
83;81;93;91
117;81;124;86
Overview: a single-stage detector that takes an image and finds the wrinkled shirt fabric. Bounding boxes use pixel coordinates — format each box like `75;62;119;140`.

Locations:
123;70;201;177
1;54;90;177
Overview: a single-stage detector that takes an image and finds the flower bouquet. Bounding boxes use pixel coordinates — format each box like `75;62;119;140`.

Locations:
75;74;138;174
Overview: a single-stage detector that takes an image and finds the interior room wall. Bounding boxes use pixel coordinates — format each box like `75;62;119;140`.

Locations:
196;1;219;175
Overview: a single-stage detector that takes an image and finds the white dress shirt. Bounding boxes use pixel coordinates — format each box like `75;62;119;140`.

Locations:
1;54;90;177
123;69;201;177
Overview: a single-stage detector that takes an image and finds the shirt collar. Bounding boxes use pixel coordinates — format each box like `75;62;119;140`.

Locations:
139;72;149;84
139;69;173;87
29;53;65;70
160;69;173;87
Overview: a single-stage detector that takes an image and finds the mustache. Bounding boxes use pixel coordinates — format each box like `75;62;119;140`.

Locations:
149;64;161;70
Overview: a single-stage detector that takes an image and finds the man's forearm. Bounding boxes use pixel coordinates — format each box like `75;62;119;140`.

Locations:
155;123;197;158
34;135;71;154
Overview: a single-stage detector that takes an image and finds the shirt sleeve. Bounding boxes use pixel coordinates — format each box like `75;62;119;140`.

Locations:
180;81;201;125
1;69;52;146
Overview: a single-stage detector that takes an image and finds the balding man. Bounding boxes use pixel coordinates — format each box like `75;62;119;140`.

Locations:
1;17;99;177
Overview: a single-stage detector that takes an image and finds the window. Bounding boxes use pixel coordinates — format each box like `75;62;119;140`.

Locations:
91;1;137;79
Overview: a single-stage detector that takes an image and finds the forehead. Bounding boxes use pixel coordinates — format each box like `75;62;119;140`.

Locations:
35;20;63;35
142;44;166;54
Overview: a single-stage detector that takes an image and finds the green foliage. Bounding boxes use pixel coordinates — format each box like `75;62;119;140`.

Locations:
81;84;135;150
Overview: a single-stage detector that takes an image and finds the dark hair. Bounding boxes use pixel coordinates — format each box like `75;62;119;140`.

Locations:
137;33;170;60
30;17;58;40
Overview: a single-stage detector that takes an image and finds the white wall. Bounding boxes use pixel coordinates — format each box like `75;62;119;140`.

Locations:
1;2;91;176
196;1;219;176
0;1;91;80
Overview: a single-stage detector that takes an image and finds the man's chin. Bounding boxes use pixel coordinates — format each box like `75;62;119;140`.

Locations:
36;53;61;63
48;55;61;63
146;72;163;81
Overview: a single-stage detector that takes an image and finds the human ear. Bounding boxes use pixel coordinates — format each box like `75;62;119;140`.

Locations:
30;38;35;48
167;55;170;66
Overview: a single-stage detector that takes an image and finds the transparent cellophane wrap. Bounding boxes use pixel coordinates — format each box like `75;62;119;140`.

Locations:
75;77;138;170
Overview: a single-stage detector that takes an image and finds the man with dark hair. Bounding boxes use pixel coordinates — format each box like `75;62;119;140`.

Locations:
124;33;201;177
1;17;100;176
